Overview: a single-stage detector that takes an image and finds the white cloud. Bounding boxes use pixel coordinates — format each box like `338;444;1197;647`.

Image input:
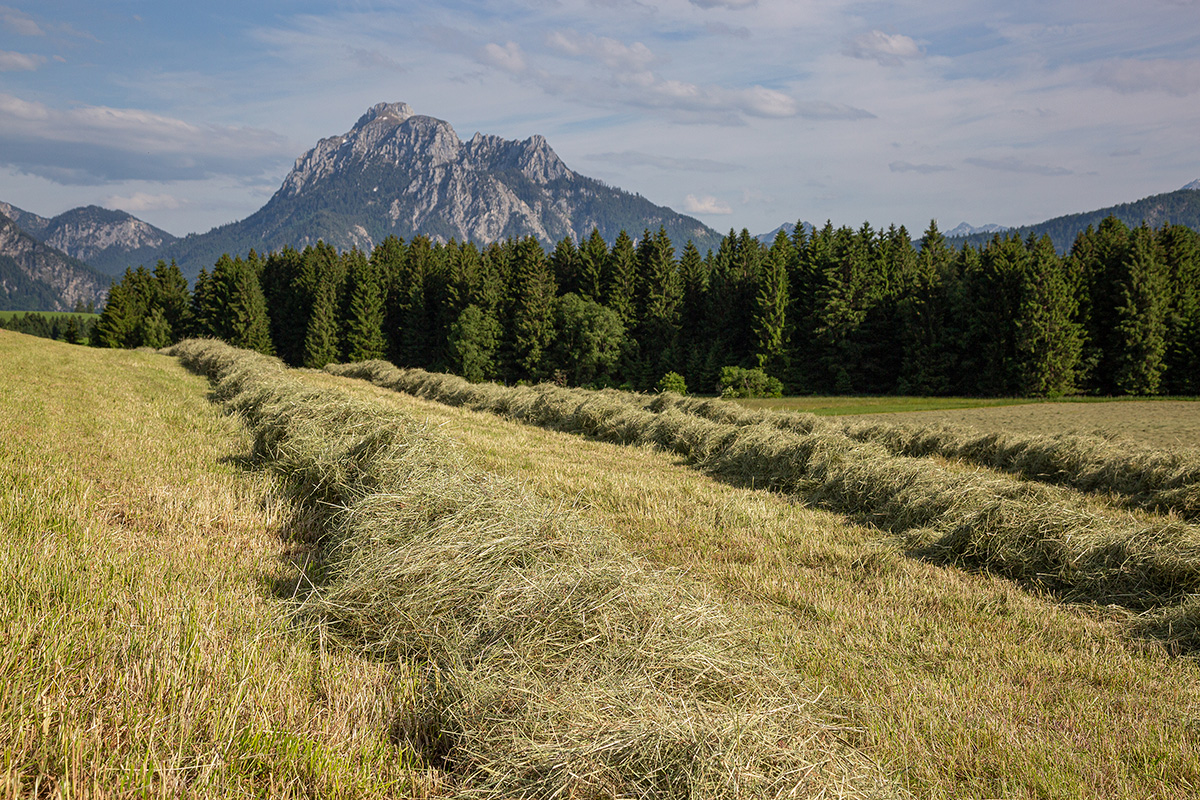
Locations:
844;30;923;66
965;156;1072;177
689;0;757;8
547;30;656;72
104;192;183;212
0;94;291;185
1095;58;1200;97
0;6;43;36
0;50;43;71
583;150;740;172
890;161;954;174
480;41;527;74
683;193;732;214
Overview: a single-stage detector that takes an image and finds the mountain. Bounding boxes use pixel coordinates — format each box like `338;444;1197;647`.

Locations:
38;206;178;276
755;221;815;244
0;212;110;312
1183;178;1200;191
945;185;1200;252
943;221;1008;238
161;102;723;279
0;202;51;237
0;202;178;277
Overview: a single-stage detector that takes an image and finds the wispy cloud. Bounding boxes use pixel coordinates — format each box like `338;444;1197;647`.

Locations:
479;41;527;74
1095;58;1200;96
688;0;757;8
844;31;923;66
583;150;741;172
683;193;732;214
0;94;291;185
104;192;183;212
0;6;43;36
965;156;1072;176
0;50;43;71
547;30;656;72
890;161;954;174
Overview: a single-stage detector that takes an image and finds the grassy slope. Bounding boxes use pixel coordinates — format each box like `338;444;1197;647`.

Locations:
309;368;1200;800
0;331;414;798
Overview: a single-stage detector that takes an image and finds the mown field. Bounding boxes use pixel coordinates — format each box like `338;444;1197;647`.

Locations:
5;330;1200;798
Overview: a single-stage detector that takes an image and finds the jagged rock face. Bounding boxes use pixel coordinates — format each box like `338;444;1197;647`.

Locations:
244;101;717;254
42;206;177;264
0;213;109;311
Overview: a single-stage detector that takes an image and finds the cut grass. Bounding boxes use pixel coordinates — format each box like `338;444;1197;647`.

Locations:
328;360;1200;645
311;362;1200;800
0;331;414;798
171;338;899;799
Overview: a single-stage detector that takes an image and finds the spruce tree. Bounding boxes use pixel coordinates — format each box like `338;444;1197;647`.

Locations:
303;278;340;368
754;229;791;380
508;236;558;381
578;227;608;303
605;230;638;332
340;248;386;362
1015;235;1083;397
1112;224;1169;395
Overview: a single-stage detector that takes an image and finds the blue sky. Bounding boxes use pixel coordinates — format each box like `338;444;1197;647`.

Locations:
1;0;1198;238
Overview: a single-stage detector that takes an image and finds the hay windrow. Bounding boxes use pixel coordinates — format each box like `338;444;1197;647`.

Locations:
169;339;896;799
325;358;1200;647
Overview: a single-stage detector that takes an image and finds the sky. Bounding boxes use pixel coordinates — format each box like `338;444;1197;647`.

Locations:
1;0;1198;239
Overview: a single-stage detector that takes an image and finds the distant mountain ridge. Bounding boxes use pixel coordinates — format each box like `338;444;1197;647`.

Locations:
157;102;724;279
946;182;1200;252
0;211;109;311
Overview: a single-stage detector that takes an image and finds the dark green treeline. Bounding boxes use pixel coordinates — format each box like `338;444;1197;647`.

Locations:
94;215;1200;397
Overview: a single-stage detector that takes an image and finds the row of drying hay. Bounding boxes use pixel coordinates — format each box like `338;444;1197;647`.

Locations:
650;394;1200;520
168;339;895;800
327;359;1200;652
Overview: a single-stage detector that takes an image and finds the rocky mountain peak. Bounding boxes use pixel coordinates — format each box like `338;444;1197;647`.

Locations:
354;101;416;130
1183;178;1200;191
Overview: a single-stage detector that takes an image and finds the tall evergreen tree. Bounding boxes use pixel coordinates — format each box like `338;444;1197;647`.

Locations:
508;236;558;381
577;228;608;303
1015;235;1083;397
303;277;340;368
1112;224;1170;395
341;247;387;362
754;229;791;380
605;230;638;331
632;227;681;388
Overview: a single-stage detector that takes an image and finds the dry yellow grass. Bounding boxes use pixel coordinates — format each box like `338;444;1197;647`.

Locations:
0;331;416;798
311;366;1200;800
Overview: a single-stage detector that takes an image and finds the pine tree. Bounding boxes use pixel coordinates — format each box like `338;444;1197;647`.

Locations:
218;254;274;355
1159;224;1200;394
93;276;137;348
754;229;791;380
152;259;191;342
605;230;638;331
340;248;386;362
303;278;340;368
508;236;558;381
578;228;608;303
549;236;581;297
676;239;710;384
632;227;681;388
1112;224;1169;395
1015;235;1083;397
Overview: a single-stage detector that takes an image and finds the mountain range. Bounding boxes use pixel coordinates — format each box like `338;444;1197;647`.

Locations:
2;101;1199;311
944;183;1200;252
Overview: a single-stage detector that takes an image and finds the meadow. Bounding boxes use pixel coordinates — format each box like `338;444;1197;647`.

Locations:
5;330;1200;798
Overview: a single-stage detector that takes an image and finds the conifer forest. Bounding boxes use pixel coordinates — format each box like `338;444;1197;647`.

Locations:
91;215;1200;397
